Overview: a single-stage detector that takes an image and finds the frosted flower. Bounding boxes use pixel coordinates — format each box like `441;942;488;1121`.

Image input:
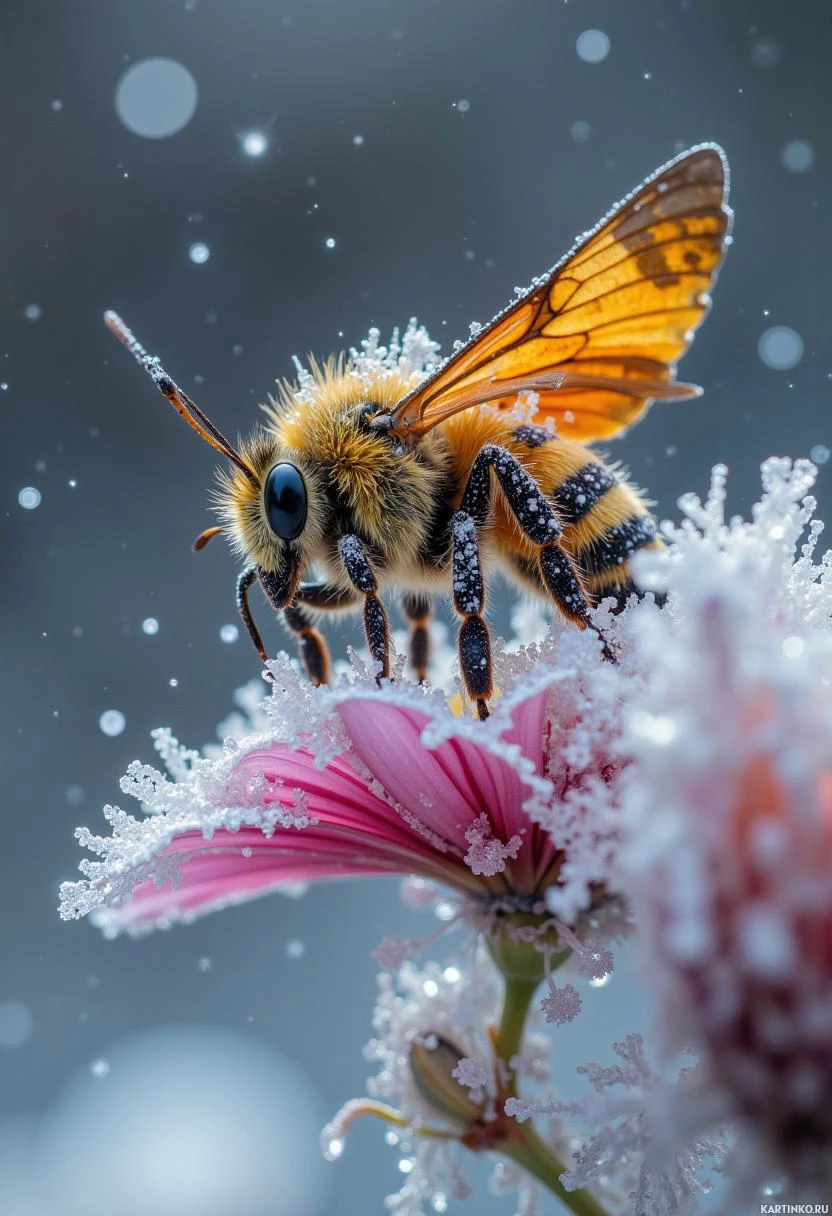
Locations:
324;950;597;1216
620;458;832;1199
60;624;627;946
511;1034;726;1216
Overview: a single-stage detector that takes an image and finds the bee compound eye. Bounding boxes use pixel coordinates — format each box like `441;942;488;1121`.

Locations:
263;463;308;540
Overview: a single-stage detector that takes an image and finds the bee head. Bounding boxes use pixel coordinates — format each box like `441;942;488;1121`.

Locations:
103;312;320;594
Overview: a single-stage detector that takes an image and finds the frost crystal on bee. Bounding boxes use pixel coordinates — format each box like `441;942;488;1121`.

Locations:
105;145;731;717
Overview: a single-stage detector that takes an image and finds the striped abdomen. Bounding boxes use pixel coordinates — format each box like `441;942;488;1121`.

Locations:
444;415;661;604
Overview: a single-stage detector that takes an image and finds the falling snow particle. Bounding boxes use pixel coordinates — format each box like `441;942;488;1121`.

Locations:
751;37;781;68
90;1057;111;1078
286;939;305;960
324;237;336;250
65;784;85;805
220;624;239;644
23;303;42;321
0;1002;34;1049
99;709;126;738
141;617;159;636
197;957;213;972
18;486;42;510
576;29;610;64
570;120;592;143
758;325;804;370
810;444;829;465
352;134;364;146
781;139;815;173
51;98;63;111
115;58;198;139
455;99;471;113
240;130;268;157
189;241;210;264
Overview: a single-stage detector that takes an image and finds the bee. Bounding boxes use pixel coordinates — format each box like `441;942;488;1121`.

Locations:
106;144;731;719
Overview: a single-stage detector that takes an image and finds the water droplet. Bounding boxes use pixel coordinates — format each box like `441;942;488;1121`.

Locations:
115;58;198;138
23;303;42;321
0;1001;34;1048
810;444;829;465
781;139;814;173
442;966;461;983
324;1137;344;1161
189;241;211;264
398;1158;414;1174
422;979;439;997
569;120;591;143
431;1193;448;1213
434;900;456;922
240;130;268;157
324;237;336;250
576;29;610;64
90;1057;111;1078
220;623;239;644
286;939;305;960
589;973;611;988
99;709;126;737
758;325;804;370
141;617;159;635
782;636;804;659
18;486;42;510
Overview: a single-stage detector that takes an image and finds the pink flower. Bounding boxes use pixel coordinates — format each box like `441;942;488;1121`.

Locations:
60;642;621;938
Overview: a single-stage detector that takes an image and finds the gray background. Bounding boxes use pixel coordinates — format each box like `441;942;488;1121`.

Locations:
2;1;830;1213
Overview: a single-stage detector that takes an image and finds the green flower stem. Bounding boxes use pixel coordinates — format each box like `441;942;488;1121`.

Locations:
493;969;611;1216
495;975;538;1087
502;1123;610;1216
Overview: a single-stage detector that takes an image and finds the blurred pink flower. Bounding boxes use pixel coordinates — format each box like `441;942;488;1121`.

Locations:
60;646;621;937
620;458;832;1199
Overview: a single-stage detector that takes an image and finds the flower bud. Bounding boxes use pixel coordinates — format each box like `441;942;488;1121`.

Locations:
409;1034;486;1126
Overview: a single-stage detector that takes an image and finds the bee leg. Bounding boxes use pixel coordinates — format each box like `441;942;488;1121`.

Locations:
450;512;493;721
285;582;362;687
237;566;269;664
461;445;613;662
282;602;331;686
338;535;391;681
401;593;432;683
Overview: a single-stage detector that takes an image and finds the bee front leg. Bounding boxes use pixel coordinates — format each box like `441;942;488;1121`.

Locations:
401;593;432;683
285;582;361;687
338;535;391;681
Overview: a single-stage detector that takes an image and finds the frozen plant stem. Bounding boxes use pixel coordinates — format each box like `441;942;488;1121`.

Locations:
496;972;610;1216
496;975;538;1089
503;1124;611;1216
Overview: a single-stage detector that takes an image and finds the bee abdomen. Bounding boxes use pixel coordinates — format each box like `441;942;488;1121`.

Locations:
575;514;659;581
552;461;618;526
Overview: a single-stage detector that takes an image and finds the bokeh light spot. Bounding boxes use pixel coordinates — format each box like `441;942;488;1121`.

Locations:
18;487;42;510
781;139;815;173
758;325;804;371
115;58;198;139
98;709;126;737
576;29;610;64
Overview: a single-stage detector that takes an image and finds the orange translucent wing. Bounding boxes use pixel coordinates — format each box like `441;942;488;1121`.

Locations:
391;144;732;442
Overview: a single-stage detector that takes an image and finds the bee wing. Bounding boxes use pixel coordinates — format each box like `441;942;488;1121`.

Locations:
390;144;732;442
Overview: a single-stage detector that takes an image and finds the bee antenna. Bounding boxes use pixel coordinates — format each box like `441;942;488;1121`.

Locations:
104;311;259;489
193;526;223;552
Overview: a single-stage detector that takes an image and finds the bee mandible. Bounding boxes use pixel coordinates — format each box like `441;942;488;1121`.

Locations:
106;144;731;719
